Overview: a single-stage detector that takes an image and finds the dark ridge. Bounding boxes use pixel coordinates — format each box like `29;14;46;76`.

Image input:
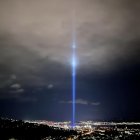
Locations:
0;117;77;140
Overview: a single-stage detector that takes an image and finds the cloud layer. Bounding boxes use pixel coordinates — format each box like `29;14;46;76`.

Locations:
0;0;140;97
0;0;140;75
59;98;100;106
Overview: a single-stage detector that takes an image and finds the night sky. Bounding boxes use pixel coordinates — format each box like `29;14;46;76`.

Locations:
0;0;140;122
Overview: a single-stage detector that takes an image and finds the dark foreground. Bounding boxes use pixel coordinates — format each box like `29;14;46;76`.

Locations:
0;118;140;140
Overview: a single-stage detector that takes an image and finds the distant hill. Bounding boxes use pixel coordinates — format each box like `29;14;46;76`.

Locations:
0;117;77;140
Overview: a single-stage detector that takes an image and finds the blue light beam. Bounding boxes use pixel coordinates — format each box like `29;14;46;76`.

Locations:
72;42;76;128
71;3;76;128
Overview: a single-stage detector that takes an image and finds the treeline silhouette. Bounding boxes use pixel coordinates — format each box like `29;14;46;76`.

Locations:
0;118;77;140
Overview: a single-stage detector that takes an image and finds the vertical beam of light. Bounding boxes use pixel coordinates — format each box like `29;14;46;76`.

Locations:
72;42;76;128
71;0;76;128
